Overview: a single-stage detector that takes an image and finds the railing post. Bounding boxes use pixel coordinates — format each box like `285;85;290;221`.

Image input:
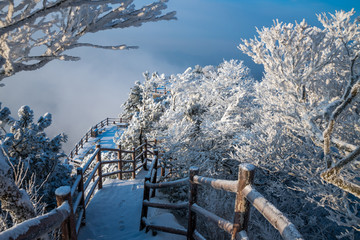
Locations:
187;166;199;240
143;139;148;171
160;161;165;177
232;163;255;239
140;175;151;231
96;144;103;190
56;186;77;240
77;167;86;225
120;117;122;123
80;139;83;148
118;145;122;180
75;145;78;155
132;147;136;179
150;149;159;198
140;138;144;166
106;118;109;126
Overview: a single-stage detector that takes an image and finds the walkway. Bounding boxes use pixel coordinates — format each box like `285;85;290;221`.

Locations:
73;125;121;162
77;171;186;240
74;123;186;239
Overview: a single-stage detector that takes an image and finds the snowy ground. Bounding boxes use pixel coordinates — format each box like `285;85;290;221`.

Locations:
77;174;186;240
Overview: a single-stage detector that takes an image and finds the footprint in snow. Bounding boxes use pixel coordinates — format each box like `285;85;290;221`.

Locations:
118;220;125;231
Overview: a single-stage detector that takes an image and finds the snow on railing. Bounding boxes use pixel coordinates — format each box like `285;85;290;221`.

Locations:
140;163;304;240
1;129;303;240
1;139;158;240
68;117;129;161
0;188;72;240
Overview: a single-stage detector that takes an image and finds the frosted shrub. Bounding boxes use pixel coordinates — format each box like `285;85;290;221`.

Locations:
0;104;71;229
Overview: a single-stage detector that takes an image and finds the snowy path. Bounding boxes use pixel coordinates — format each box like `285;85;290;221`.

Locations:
73;125;122;162
77;174;186;240
76;125;186;239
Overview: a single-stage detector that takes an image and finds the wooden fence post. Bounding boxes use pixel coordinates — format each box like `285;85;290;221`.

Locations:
150;149;159;198
77;167;86;224
118;145;122;180
187;166;199;240
140;175;151;231
143;139;148;171
96;144;103;190
160;150;165;177
132;147;136;179
56;186;77;240
140;138;144;166
231;163;255;239
160;163;165;177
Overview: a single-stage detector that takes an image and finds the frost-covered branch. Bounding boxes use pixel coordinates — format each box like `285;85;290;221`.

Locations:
323;81;360;168
0;0;176;82
321;146;360;197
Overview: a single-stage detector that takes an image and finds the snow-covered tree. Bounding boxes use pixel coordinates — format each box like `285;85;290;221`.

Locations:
149;61;255;177
0;104;71;228
122;81;144;120
118;72;168;148
237;9;360;237
0;0;176;84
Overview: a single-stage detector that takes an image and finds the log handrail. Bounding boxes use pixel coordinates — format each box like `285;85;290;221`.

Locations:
82;148;100;173
242;185;303;240
0;202;71;240
135;142;147;152
140;163;304;240
143;200;188;210
191;203;234;235
136;150;146;160
193;175;237;193
144;178;188;189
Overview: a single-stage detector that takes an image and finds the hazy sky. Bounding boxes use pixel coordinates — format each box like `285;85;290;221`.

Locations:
0;0;359;152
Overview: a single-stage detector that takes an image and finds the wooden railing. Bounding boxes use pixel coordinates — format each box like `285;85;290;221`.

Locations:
0;139;157;240
68;117;129;159
0;124;304;240
140;163;304;240
152;87;169;98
